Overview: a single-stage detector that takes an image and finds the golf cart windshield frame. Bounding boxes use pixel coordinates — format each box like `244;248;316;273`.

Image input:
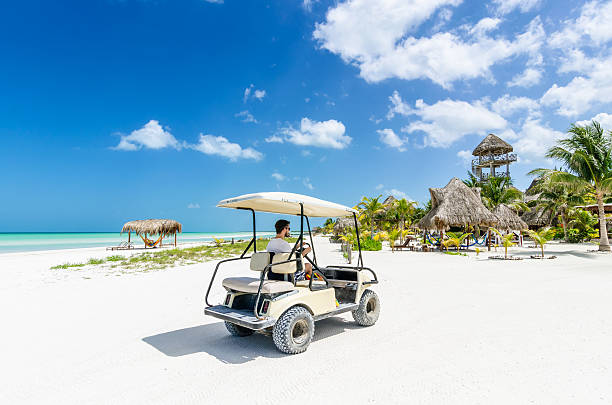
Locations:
204;203;371;314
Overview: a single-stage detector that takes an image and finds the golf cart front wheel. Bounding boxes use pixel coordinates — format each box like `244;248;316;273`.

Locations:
352;289;380;326
225;321;254;337
272;306;314;354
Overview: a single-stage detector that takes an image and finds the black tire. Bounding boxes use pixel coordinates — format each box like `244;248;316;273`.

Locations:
272;306;314;354
352;289;380;326
224;321;254;337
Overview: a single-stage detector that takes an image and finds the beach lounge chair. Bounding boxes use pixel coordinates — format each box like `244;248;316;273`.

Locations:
106;242;133;251
392;238;410;251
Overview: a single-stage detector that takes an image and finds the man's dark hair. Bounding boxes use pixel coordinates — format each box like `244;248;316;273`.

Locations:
275;219;290;234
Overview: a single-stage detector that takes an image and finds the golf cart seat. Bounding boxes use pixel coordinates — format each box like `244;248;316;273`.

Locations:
221;252;298;294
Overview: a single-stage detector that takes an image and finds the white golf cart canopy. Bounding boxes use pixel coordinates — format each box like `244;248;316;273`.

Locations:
217;192;356;218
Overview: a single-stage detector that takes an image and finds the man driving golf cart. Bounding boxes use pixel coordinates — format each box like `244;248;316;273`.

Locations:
267;219;312;281
204;192;380;354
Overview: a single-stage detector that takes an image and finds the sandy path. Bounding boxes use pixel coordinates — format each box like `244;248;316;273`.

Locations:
1;239;611;404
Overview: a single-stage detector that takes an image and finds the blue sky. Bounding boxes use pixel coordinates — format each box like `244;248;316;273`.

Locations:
2;0;612;232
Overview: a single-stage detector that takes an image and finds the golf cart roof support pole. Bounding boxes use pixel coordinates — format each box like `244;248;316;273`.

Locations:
353;212;363;268
304;215;318;267
237;207;256;253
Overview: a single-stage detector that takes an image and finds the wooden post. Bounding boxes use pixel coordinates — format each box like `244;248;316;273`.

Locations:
440;229;445;251
506;152;509;177
128;231;131;244
175;233;177;247
487;228;491;251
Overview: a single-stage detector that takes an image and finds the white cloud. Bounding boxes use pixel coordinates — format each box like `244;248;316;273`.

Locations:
541;54;612;116
385;188;414;201
191;134;263;161
377;128;407;151
513;118;565;159
468;17;501;37
301;150;312;157
243;84;266;102
549;1;612;48
253;89;266;101
558;49;597;74
114;120;181;151
235;110;258;123
303;0;317;11
492;0;541;15
576;112;612;130
314;2;545;88
387;91;413;119
375;184;384;190
457;150;472;167
265;135;284;143
187;203;200;209
492;94;540;117
303;177;314;190
271;172;286;181
507;67;542;88
278;118;351;149
389;92;507;148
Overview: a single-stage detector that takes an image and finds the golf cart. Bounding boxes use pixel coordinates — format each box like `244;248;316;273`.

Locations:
204;192;380;354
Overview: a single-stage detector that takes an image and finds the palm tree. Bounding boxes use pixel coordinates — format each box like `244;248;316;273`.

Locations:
491;228;516;259
442;232;471;251
462;171;480;188
568;208;598;240
480;176;528;211
526;173;584;242
532;121;612;251
357;195;385;238
394;198;416;231
527;228;555;258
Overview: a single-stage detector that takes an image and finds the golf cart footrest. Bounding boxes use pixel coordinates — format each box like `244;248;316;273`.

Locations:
205;305;275;330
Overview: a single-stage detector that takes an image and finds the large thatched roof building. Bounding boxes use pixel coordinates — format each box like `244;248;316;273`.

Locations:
418;177;498;230
493;204;527;231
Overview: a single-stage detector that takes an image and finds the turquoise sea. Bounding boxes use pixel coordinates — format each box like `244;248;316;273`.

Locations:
0;232;275;254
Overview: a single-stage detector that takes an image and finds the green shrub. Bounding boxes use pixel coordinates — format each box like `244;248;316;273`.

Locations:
353;237;382;251
87;258;105;265
106;255;123;262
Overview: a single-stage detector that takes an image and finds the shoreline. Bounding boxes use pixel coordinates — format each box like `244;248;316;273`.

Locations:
0;231;275;255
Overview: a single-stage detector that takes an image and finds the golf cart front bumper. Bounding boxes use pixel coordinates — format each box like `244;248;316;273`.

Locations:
205;305;275;330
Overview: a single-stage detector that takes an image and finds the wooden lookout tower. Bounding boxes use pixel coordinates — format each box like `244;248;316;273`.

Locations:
471;133;516;182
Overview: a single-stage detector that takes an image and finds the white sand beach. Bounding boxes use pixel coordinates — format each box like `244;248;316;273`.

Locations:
2;238;612;404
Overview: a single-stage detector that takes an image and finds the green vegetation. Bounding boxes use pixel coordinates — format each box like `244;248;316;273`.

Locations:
358;237;382;251
531;121;612;251
491;228;516;259
442;232;471;251
51;238;272;271
527;228;555;258
50;262;86;270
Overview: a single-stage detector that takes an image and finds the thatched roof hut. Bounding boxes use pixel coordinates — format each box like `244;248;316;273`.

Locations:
333;216;354;235
472;133;513;156
417;177;498;230
493;204;527;231
521;207;552;228
121;219;182;236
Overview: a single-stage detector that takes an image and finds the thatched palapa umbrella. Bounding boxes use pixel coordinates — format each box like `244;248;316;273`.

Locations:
492;204;527;231
121;219;182;248
418;177;498;250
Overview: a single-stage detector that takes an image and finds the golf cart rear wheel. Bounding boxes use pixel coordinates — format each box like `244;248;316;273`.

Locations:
225;321;254;337
272;306;314;354
352;289;380;326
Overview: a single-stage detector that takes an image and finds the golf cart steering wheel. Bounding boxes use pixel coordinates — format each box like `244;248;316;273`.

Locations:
297;242;311;255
